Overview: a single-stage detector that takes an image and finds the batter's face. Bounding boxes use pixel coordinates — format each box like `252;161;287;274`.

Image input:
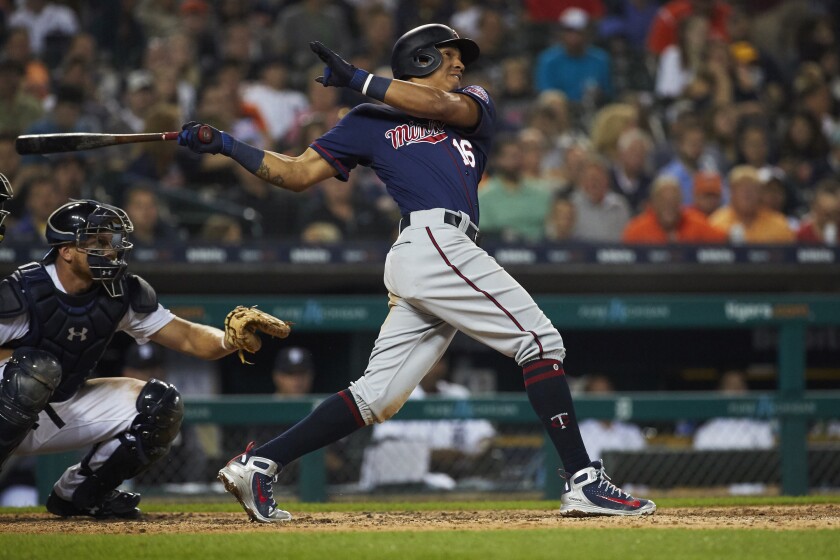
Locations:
421;47;465;91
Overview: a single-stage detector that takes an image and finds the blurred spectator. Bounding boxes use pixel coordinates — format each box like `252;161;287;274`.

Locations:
758;166;802;226
200;214;243;245
87;1;146;70
797;179;839;245
622;174;726;244
793;61;837;141
178;0;222;76
273;347;316;397
123;341;166;384
524;0;606;23
285;65;345;150
692;369;774;495
8;173;64;244
301;222;343;244
590;103;638;159
478;134;553;242
9;0;80;59
124;103;186;188
136;0;183;39
299;175;395;242
469;8;521;80
274;0;354;90
657;114;716;205
516;127;556;189
597;0;658;52
393;0;454;37
353;4;396;70
496;56;534;130
0;59;43;135
577;374;647;463
113;70;158;134
51;154;90;200
523;91;589;183
705;103;738;172
709;165;795;244
779;108;830;194
122;184;183;248
609;127;654;213
2;26;51;100
241;58;310;146
597;14;654;97
646;0;732;57
360;353;496;490
571;154;631;242
655;15;709;100
534;8;612;105
691;170;724;217
544;194;578;242
735;118;773;170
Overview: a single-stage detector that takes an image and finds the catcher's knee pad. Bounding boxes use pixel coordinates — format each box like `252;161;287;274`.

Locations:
0;348;61;470
72;379;183;508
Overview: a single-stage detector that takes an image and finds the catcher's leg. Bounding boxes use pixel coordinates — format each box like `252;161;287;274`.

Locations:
47;378;183;518
0;348;61;472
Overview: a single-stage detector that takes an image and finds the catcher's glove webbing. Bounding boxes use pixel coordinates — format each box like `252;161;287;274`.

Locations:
224;306;292;363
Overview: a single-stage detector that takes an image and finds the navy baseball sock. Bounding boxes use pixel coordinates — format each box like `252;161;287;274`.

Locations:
253;389;366;468
523;359;591;474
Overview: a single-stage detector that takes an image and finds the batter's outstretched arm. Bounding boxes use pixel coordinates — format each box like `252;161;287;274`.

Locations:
177;122;336;192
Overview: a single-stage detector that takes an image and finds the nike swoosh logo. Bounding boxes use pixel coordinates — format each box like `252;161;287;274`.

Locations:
604;496;641;507
255;479;268;503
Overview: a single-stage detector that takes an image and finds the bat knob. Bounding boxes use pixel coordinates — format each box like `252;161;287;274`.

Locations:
197;125;214;144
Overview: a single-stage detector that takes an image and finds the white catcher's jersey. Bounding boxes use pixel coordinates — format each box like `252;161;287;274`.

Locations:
0;263;175;462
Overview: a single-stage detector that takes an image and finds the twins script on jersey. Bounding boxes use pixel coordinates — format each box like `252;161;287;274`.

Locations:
310;85;496;226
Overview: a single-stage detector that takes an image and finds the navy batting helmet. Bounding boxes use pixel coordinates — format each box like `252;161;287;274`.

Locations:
391;24;480;80
46;199;134;297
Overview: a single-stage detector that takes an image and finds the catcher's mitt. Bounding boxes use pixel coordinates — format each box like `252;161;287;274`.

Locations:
224;306;292;362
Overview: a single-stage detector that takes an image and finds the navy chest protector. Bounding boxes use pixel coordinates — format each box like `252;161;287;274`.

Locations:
0;262;158;402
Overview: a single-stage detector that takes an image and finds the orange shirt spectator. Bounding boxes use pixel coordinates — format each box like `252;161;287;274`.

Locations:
623;175;727;243
709;165;795;243
646;0;732;56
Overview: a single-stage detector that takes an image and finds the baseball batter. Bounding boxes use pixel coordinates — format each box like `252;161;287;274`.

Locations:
178;24;655;521
0;199;283;518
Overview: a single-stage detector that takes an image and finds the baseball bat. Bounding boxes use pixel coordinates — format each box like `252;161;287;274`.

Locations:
15;126;214;155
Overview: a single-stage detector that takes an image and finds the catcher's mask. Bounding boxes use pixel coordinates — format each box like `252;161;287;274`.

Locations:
45;199;134;297
390;23;480;80
0;173;12;243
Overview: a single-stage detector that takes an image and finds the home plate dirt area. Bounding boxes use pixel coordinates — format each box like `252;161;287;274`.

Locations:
1;504;837;534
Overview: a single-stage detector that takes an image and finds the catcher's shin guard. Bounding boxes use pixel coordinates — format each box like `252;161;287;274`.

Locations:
0;348;61;471
71;379;183;509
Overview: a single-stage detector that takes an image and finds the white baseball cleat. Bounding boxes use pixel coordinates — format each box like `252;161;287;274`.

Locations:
218;441;292;523
559;460;656;517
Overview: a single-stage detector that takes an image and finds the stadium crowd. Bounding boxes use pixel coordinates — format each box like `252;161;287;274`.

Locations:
0;0;838;247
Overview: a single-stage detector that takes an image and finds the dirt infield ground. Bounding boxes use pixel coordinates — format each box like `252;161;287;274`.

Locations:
1;504;837;534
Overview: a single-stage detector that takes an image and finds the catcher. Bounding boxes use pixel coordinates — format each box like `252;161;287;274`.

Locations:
0;199;290;518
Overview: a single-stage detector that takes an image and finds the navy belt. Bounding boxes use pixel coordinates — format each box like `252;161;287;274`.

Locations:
399;211;480;242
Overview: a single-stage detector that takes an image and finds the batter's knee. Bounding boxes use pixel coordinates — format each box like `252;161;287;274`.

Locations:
348;379;409;424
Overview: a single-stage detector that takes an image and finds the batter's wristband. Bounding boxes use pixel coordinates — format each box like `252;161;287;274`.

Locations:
222;133;264;174
349;69;391;102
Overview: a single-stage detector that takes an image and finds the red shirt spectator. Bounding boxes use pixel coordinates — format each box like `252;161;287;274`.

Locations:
525;0;606;22
646;0;732;56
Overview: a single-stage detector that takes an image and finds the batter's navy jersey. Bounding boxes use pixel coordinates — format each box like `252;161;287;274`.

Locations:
310;85;495;226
